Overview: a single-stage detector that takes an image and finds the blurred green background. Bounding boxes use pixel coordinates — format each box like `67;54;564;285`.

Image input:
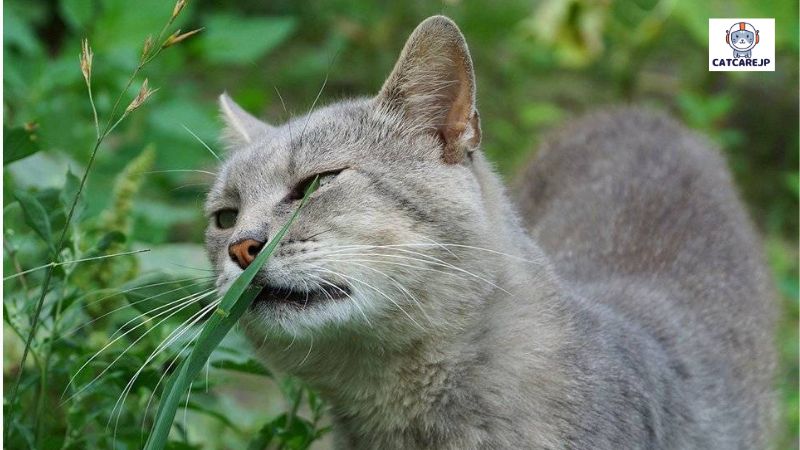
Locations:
4;0;797;449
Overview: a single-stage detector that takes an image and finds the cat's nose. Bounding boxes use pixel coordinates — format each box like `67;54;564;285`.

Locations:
228;238;265;269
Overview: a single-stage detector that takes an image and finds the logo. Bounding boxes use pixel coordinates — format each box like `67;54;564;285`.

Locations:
709;19;775;72
726;22;759;58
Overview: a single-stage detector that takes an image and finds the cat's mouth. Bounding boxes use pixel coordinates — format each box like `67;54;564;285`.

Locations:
251;283;351;309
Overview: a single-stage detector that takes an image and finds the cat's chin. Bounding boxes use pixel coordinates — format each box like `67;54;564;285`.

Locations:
249;283;351;311
242;281;370;337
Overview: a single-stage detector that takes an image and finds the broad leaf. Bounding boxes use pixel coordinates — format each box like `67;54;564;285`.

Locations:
4;125;41;164
201;14;296;64
14;190;54;252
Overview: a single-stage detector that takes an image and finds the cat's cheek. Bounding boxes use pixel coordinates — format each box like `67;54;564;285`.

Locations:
216;275;235;293
205;229;234;275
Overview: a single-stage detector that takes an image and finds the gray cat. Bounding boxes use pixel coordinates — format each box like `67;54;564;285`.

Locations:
205;15;777;449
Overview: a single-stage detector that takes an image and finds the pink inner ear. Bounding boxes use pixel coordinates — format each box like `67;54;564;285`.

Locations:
377;16;480;164
440;61;473;164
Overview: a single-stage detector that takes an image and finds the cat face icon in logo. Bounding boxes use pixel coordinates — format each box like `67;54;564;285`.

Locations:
726;22;759;58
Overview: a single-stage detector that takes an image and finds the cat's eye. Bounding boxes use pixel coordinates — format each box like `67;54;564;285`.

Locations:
214;209;238;229
287;168;345;202
319;172;337;187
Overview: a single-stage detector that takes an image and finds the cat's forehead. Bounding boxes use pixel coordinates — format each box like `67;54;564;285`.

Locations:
222;99;412;177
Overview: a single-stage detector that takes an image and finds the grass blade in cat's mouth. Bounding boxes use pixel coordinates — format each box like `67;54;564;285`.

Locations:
252;283;351;308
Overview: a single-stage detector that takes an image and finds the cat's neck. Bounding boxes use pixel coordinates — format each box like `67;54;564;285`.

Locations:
250;155;571;446
254;251;568;447
299;246;568;447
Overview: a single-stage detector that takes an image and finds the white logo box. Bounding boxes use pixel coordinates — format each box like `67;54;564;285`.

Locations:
709;18;775;72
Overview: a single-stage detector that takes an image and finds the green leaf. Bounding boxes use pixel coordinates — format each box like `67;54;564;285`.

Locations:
94;231;127;252
4;125;41;164
93;0;174;51
519;102;566;128
248;413;314;450
3;8;42;55
273;413;315;449
211;357;271;377
201;14;296;64
59;170;84;236
60;170;81;212
247;419;275;450
14;190;54;252
630;0;659;10
143;177;319;450
164;442;202;450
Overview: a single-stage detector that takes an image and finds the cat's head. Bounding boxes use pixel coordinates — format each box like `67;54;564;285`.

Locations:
730;29;756;50
205;16;505;342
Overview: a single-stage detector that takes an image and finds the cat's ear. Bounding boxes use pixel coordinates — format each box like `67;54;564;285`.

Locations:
377;15;481;164
218;92;273;148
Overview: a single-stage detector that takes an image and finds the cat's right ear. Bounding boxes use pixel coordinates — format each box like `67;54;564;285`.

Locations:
376;16;480;164
218;92;273;149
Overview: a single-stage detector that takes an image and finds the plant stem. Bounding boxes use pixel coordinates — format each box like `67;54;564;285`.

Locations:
34;276;71;445
4;133;101;442
277;387;304;450
85;78;100;139
5;25;170;441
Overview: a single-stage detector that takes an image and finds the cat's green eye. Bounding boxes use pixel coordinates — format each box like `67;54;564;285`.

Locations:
215;209;238;229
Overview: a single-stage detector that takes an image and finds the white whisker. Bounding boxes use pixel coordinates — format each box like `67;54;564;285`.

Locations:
146;169;217;176
312;266;425;331
307;273;372;326
64;289;216;402
182;124;221;161
320;260;432;325
298;334;314;368
3;249;151;281
60;277;214;340
320;250;510;295
131;299;221;435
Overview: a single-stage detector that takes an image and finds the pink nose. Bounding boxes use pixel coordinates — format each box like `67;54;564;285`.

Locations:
228;239;264;269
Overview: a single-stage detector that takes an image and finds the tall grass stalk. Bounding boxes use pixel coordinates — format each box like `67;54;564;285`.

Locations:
4;2;200;443
144;177;320;450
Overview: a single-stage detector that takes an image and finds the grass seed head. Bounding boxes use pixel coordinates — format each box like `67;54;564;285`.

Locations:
79;38;93;82
162;28;203;49
125;79;157;113
142;35;154;62
171;0;188;22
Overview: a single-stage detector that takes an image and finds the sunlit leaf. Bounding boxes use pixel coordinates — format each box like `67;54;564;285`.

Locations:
200;14;297;64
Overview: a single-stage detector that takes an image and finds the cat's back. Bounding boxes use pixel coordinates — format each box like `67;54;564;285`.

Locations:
515;107;777;447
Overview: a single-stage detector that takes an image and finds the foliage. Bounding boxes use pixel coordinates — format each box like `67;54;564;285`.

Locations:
3;0;797;449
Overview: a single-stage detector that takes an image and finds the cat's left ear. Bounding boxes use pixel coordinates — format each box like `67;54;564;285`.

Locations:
377;16;481;164
218;92;273;149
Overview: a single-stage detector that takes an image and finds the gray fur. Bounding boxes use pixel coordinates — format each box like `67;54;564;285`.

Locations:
205;15;776;449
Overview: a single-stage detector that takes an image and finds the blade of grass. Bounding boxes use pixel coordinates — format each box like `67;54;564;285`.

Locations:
143;176;319;450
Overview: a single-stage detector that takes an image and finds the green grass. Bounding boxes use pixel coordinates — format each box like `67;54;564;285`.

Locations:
145;176;318;449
